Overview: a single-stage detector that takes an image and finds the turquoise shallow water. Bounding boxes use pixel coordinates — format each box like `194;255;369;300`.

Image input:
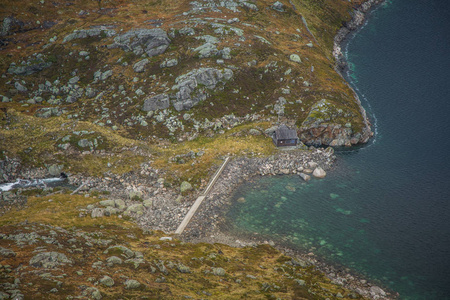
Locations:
225;1;450;299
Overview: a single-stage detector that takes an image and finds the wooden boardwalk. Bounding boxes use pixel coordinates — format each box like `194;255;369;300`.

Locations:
175;157;230;235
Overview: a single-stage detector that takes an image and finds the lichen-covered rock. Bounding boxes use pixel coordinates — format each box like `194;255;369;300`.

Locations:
104;245;134;259
177;263;191;273
180;181;192;193
91;208;104;218
160;58;178;68
172;68;233;111
83;287;102;300
108;28;170;57
48;164;63;176
63;28;116;43
8;59;52;76
29;252;72;268
99;200;115;207
106;256;123;266
125;204;144;216
100;275;115;287
133;59;149;73
290;54;301;63
142;94;170;112
212;267;226;276
124;279;141;289
300;99;368;147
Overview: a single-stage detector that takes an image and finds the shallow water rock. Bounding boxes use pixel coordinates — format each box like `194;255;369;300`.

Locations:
299;173;311;182
370;286;386;297
312;167;326;178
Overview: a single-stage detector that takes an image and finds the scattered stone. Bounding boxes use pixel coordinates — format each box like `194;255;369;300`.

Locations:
159;237;172;241
177;263;191;273
295;279;306;286
104;245;134;259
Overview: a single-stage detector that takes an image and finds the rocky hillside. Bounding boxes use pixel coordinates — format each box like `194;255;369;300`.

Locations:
0;0;373;182
0;1;389;299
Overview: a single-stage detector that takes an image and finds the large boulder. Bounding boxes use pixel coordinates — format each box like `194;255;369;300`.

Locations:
312;167;326;179
109;28;170;57
142;94;170;112
171;68;233;111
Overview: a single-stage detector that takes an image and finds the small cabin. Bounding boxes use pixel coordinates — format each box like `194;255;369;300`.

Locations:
272;125;299;147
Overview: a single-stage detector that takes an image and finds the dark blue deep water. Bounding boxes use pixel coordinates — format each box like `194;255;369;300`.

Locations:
225;1;450;299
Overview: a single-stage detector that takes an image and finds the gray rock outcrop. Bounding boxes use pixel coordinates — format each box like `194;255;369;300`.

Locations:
63;28;116;43
171;68;233;111
29;252;72;268
133;59;149;73
108;28;170;57
142;94;170;112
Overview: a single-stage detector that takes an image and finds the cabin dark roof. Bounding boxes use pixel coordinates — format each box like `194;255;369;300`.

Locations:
274;125;298;140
